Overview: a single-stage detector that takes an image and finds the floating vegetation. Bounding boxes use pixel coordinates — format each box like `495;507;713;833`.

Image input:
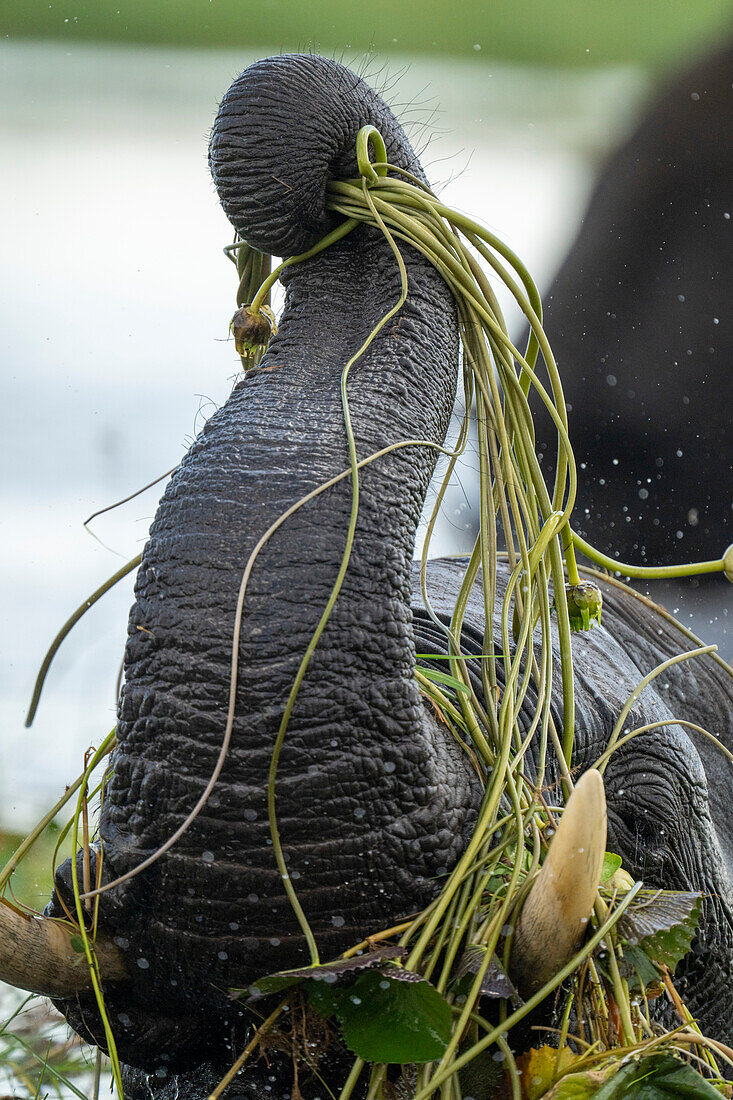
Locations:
2;121;732;1100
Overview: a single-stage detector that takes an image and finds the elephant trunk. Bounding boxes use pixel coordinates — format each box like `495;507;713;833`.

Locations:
44;54;479;1074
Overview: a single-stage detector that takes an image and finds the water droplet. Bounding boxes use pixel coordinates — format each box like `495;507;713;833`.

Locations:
202;850;215;863
137;957;150;970
331;915;346;928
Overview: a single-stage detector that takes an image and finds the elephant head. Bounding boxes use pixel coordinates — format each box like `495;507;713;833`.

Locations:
534;41;733;569
2;53;733;1100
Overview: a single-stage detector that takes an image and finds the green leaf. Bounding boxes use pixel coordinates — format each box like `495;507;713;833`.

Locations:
547;1071;610;1099
69;934;86;955
242;945;407;1000
415;667;472;695
306;978;343;1020
600;853;622;883
306;968;451;1064
617;944;663;993
593;1053;724;1098
617;889;701;972
455;944;518;999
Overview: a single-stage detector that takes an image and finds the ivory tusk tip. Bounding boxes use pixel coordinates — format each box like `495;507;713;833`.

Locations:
509;768;608;998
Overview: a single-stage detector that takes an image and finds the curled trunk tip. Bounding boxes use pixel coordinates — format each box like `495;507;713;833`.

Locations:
208;53;425;256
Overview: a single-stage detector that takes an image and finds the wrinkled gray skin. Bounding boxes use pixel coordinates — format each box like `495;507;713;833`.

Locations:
534;42;732;568
48;55;733;1099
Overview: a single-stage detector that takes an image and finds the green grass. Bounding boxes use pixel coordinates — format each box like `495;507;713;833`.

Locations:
0;825;69;913
0;828;95;1099
4;0;733;68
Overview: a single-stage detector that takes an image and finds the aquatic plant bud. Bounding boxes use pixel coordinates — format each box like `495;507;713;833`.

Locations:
565;580;603;632
724;543;733;584
230;304;276;356
607;867;635;893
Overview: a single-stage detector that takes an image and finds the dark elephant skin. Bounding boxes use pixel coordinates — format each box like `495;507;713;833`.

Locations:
46;55;733;1099
534;43;732;566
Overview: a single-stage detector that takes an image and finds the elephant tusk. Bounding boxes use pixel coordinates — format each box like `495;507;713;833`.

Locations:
509;769;607;998
0;898;128;998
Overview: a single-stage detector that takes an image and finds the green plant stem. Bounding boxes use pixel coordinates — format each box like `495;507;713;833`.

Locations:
572;530;726;580
337;1057;365;1100
0;730;116;894
594;896;635;1046
598;645;717;775
577;563;733;679
412;884;642;1100
69;734;123;1095
593;717;733;772
25;553;142;727
249;218;359;313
